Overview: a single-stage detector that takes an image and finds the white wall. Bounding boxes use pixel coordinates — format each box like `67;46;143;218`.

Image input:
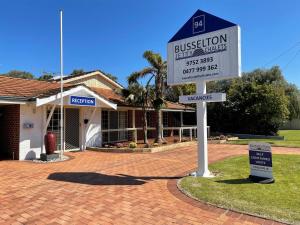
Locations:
19;104;45;160
81;107;102;149
19;102;104;160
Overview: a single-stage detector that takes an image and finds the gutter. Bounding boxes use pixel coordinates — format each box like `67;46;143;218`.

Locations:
0;96;29;104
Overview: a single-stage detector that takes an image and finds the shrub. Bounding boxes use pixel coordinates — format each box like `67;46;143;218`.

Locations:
129;142;137;148
115;143;124;148
220;135;226;140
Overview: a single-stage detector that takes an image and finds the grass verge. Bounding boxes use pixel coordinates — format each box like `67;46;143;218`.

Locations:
179;155;300;224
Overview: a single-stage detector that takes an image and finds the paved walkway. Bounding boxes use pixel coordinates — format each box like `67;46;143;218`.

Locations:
0;144;299;225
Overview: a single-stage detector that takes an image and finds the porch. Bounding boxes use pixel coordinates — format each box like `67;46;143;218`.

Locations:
101;109;198;145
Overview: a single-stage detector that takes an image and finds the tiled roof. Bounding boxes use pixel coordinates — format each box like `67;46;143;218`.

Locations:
0;76;194;111
90;87;123;101
0;75;67;99
90;87;129;106
164;100;194;111
91;88;194;110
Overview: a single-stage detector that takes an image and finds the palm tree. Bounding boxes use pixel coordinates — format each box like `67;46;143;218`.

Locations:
128;50;167;144
123;83;152;145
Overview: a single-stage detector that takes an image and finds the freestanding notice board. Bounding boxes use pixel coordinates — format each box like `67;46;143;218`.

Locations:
167;10;241;177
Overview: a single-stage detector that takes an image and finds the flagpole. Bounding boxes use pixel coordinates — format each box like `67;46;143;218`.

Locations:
60;10;64;159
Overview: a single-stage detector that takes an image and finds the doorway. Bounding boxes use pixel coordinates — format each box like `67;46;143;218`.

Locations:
65;108;80;150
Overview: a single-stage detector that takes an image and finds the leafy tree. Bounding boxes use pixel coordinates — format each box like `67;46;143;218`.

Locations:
38;72;54;81
1;70;34;79
70;69;85;76
165;83;196;102
128;50;167;143
207;66;293;135
284;84;300;120
105;73;117;82
99;70;118;82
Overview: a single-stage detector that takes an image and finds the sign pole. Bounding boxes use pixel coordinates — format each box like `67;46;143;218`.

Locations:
60;10;64;160
167;9;241;178
195;81;213;177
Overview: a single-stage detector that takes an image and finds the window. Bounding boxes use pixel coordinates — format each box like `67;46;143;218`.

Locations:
102;111;108;130
146;112;152;127
101;110;128;143
173;112;181;127
163;112;168;127
163;112;168;136
119;111;128;140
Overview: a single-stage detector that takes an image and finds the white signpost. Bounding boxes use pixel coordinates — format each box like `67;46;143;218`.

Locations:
167;10;241;177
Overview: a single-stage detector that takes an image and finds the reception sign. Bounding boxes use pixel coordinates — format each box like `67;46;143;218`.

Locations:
69;96;96;106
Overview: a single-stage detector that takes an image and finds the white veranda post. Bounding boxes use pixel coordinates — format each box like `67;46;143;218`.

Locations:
196;81;212;177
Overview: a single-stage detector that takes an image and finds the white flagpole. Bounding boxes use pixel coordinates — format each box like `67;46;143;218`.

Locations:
60;10;64;159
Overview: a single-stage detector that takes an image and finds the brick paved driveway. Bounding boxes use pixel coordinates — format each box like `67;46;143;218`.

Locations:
0;144;299;225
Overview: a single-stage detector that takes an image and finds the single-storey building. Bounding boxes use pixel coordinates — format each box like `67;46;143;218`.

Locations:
0;71;196;160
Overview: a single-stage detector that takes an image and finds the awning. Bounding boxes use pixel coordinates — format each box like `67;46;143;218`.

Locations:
36;85;117;109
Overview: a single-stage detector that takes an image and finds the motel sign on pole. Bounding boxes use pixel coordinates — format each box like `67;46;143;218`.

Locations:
167;10;241;177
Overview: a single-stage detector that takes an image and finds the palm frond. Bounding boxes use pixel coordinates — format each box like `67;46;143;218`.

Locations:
143;50;161;69
127;67;154;84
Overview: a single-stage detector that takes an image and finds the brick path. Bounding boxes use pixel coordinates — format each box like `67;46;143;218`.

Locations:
0;144;299;225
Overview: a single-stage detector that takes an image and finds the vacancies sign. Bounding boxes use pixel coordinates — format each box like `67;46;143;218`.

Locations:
167;10;241;85
179;93;226;104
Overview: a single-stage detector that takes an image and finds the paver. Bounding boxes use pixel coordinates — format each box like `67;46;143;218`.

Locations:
0;144;298;224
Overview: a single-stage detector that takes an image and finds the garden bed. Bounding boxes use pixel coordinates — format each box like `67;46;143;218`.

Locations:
87;140;197;153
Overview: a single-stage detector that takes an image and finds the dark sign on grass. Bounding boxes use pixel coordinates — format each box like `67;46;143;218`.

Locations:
249;142;273;181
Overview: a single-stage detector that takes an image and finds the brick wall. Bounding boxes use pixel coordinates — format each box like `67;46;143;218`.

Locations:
0;105;20;160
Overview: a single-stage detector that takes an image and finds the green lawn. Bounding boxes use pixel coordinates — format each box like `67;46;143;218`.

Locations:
179;155;300;224
227;130;300;147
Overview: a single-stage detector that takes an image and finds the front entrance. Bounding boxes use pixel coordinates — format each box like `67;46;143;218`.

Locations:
65;108;80;150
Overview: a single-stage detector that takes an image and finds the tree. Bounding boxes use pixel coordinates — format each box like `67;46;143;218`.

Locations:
207;66;292;135
128;50;167;143
123;83;153;144
165;83;196;102
70;69;85;76
99;70;118;82
285;84;300;120
38;72;54;81
1;70;34;79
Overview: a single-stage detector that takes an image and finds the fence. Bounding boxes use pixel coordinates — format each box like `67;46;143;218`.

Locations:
281;119;300;130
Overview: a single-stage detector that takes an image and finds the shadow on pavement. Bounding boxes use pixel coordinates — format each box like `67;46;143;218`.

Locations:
48;172;181;185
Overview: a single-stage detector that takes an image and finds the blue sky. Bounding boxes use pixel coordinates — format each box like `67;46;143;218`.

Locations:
0;0;300;88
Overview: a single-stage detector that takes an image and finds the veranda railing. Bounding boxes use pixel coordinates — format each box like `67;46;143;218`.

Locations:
101;126;198;143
